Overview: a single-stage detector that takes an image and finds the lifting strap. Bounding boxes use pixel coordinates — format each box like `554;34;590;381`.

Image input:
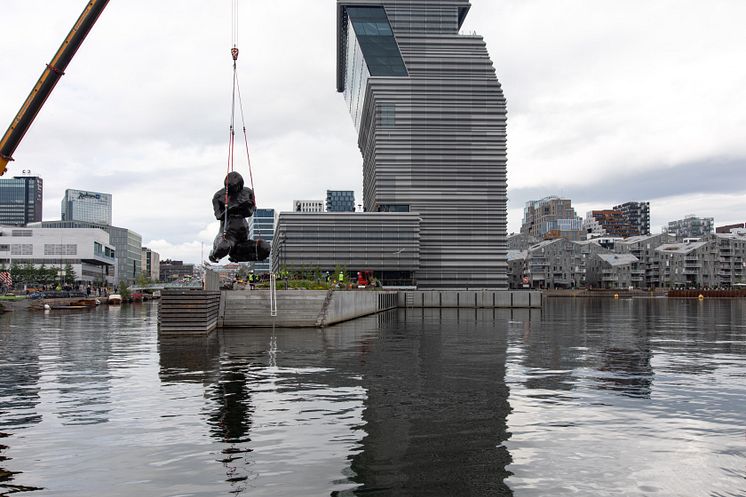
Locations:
224;0;256;234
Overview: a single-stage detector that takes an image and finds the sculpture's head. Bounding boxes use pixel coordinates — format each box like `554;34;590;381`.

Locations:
225;171;245;196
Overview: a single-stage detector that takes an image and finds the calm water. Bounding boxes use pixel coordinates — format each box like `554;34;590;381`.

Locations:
1;299;745;496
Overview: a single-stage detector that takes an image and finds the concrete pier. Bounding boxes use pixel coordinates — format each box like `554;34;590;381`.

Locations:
220;290;398;328
159;289;542;334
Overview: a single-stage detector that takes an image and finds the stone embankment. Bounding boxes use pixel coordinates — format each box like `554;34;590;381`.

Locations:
160;288;542;335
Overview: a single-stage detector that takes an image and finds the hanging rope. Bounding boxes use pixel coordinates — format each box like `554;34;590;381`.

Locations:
223;0;256;234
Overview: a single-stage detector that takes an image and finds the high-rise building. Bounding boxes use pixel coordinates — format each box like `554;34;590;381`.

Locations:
613;201;650;236
293;200;324;213
0;175;43;226
141;247;160;282
61;189;112;225
326;190;355;213
667;215;714;239
249;208;276;273
521;196;583;241
337;0;508;288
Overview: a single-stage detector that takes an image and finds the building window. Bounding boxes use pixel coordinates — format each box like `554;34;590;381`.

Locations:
11;230;32;237
381;103;396;128
378;204;410;213
44;244;78;256
11;244;33;256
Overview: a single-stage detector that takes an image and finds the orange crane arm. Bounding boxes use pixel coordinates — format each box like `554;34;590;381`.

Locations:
0;0;110;176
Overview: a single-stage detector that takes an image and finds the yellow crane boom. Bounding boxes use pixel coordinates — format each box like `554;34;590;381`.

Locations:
0;0;110;176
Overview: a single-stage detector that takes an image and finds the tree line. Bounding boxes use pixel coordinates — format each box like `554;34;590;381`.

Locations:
0;262;76;285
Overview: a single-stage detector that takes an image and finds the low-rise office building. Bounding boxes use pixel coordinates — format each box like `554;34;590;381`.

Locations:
293;200;324;213
272;212;420;287
160;259;195;282
0;225;116;285
36;221;142;284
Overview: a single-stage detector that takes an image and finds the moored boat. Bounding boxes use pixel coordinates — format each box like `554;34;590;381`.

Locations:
108;294;122;305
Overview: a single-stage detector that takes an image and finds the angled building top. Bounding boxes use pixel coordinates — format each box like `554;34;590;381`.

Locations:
336;0;471;92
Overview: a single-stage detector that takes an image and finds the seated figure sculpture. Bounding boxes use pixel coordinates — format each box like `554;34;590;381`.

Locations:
209;171;271;263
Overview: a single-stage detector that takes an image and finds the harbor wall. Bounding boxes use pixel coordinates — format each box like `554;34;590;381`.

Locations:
219;290;398;329
398;290;542;309
160;289;542;333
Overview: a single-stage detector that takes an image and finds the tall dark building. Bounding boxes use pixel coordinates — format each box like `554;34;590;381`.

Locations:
0;175;43;226
613;202;650;236
337;0;508;288
326;190;355;212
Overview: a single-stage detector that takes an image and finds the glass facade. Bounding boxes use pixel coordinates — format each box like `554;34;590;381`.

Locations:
61;189;112;225
249;209;275;273
0;176;43;226
326;190;356;213
343;6;407;131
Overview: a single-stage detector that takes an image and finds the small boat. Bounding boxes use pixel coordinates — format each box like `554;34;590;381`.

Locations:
108;294;122;305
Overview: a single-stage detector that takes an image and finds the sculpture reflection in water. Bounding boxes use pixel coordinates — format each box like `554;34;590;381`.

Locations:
159;334;254;496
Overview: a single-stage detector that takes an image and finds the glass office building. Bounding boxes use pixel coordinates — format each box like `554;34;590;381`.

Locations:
337;1;508;288
61;189;113;225
249;208;276;273
326;190;356;213
0;176;43;226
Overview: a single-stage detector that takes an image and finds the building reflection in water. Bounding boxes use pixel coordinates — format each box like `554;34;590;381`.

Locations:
158;308;523;496
0;315;44;495
516;299;655;399
53;319;115;426
346;308;516;496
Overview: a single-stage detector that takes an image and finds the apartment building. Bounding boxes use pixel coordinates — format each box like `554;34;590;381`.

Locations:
587;254;644;289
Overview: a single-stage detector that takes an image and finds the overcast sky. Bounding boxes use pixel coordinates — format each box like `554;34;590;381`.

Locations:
2;0;745;263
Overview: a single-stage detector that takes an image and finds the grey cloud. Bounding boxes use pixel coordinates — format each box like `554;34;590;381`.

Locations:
508;156;746;209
